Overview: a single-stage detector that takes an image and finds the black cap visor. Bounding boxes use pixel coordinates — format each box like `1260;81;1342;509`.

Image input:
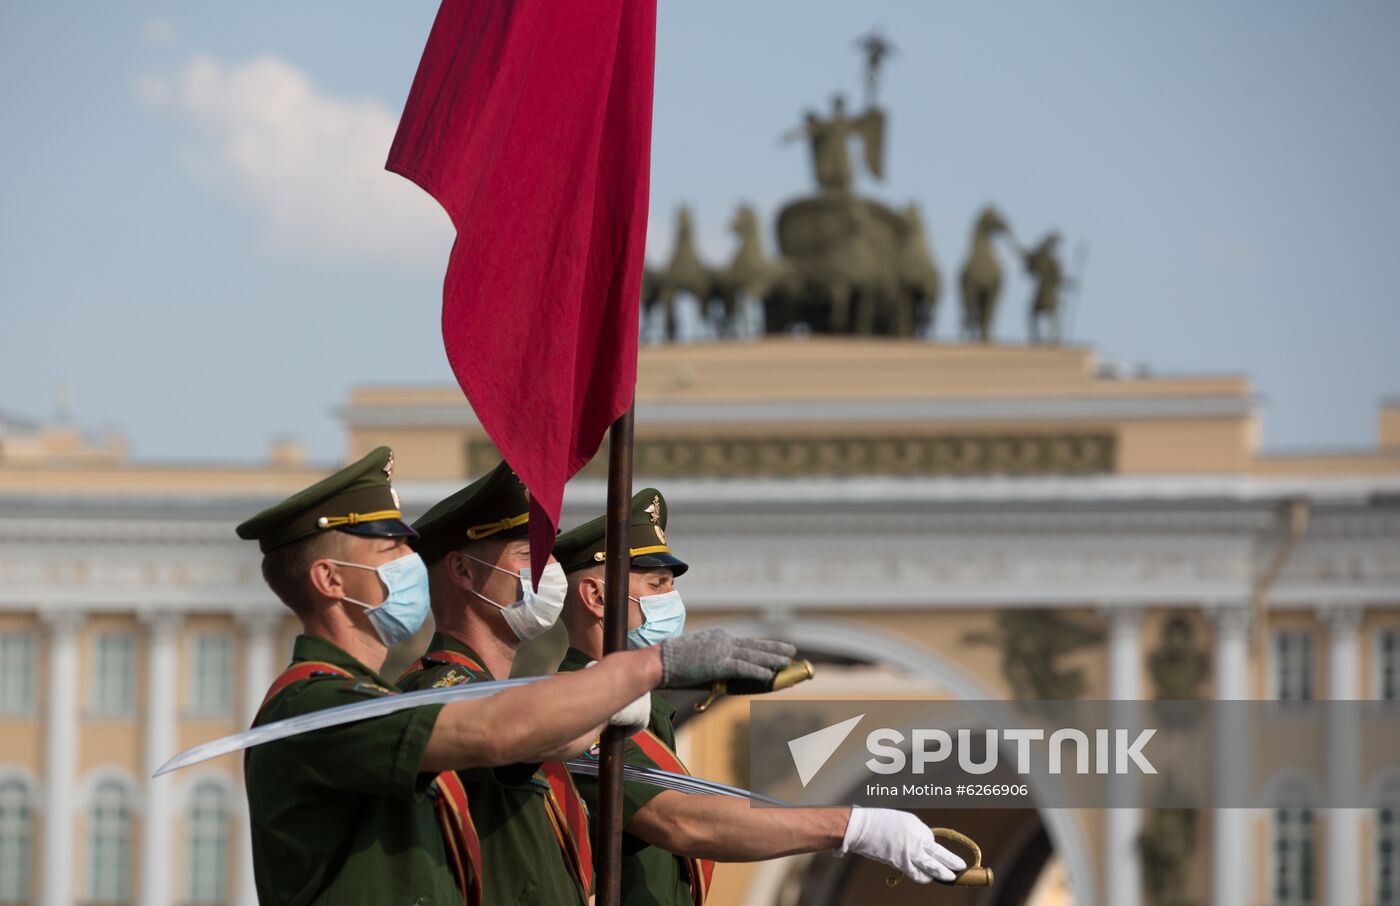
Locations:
631;551;689;578
339;518;419;542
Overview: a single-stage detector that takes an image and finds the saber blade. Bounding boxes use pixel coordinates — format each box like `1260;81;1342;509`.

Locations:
158;675;799;810
564;760;792;807
154;675;547;776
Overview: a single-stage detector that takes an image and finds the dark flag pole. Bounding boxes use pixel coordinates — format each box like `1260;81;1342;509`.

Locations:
596;401;636;906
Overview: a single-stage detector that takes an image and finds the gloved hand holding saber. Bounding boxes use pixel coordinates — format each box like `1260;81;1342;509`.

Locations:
657;628;796;687
880;825;995;888
692;658;815;712
583;631;815;731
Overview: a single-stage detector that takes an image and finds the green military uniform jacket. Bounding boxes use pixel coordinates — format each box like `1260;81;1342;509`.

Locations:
247;635;464;906
399;633;590;906
559;647;695;906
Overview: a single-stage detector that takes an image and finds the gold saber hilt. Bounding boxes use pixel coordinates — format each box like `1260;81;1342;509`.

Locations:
885;827;994;888
694;659;815;712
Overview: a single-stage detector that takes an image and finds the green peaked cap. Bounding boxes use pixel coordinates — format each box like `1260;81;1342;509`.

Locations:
235;446;415;553
411;460;534;563
553;487;688;577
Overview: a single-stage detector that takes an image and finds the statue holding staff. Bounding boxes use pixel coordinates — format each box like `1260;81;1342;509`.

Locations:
1023;232;1077;345
782;94;885;195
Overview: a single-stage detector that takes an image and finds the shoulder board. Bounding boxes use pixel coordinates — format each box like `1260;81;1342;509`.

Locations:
258;661;354;713
345;679;394;697
424;650;488;674
399;649;489;686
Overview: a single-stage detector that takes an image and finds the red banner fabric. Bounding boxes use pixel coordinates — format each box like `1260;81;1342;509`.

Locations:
387;0;656;578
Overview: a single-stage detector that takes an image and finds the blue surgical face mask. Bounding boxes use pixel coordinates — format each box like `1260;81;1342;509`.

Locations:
330;552;431;646
625;589;686;650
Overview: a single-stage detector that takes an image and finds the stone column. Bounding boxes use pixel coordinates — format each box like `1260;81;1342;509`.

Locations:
1103;607;1143;906
1323;604;1363;906
40;610;83;906
236;612;281;906
1210;605;1252;906
141;612;182;906
1107;608;1144;700
240;612;280;727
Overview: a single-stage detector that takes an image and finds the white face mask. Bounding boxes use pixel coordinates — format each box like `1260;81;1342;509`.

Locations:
465;556;568;642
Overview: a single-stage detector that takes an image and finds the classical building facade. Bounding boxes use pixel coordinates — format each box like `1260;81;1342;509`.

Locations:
2;339;1398;906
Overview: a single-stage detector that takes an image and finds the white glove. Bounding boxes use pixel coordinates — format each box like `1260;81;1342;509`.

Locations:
610;690;651;735
585;660;651;735
839;807;967;884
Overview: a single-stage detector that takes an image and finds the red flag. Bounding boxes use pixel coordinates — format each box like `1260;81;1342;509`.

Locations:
387;0;655;579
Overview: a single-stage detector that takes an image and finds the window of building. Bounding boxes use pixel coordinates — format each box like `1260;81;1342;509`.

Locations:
190;633;232;716
1379;630;1400;702
1381;808;1400;906
0;632;35;713
0;777;32;901
87;779;132;903
1273;631;1314;702
186;782;229;904
1273;807;1315;905
91;633;135;715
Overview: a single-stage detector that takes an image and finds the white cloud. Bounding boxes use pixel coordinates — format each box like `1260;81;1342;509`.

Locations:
139;54;452;269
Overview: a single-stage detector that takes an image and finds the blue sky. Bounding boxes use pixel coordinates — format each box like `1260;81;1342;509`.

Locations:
2;2;1397;462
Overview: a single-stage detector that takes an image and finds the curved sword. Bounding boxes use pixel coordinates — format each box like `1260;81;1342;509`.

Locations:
155;664;790;800
154;675;547;776
157;661;816;778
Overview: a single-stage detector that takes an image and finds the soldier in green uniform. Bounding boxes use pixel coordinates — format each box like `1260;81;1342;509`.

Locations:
236;448;799;906
554;488;969;904
398;461;645;906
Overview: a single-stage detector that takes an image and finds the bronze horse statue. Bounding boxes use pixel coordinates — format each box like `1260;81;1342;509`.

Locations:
959;206;1010;343
648;206;726;340
646;201;942;340
895;203;941;336
712;205;801;337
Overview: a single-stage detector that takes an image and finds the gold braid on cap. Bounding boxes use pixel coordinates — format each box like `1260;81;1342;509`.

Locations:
591;544;673;562
465;512;530;541
316;509;402;529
